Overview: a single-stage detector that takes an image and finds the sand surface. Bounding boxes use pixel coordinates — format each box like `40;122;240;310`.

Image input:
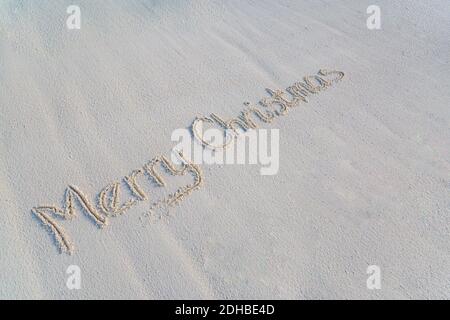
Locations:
0;0;449;299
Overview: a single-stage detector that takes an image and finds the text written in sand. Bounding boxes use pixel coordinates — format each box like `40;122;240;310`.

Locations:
32;69;345;255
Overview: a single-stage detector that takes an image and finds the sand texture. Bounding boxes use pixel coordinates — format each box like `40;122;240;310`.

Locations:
0;0;449;299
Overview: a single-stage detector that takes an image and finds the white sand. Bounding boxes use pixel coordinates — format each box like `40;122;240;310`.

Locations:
1;0;449;299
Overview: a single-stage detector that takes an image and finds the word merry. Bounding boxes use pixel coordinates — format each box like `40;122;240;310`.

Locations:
32;152;202;255
32;69;345;255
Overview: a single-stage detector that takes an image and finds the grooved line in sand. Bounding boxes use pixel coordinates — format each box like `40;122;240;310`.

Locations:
32;69;345;255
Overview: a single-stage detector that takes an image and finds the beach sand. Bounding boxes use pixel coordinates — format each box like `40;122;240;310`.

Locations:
0;0;449;299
